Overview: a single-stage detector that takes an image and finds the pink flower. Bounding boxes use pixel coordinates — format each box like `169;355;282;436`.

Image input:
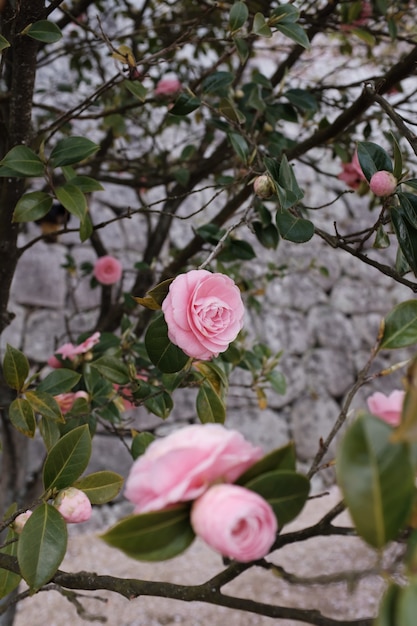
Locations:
366;390;405;427
338;151;366;189
73;331;100;354
369;171;397;197
161;270;245;360
13;510;32;534
154;78;182;97
124;423;263;513
93;255;123;285
54;391;89;415
54;487;92;523
191;484;277;562
48;332;101;367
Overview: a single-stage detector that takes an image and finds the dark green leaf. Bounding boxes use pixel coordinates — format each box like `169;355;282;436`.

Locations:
196;383;226;423
390;132;403;180
218;238;256;261
8;398;36;437
390;205;417;275
124;80;147;102
43;424;92;491
397;193;417;229
79;212;93;242
0;35;10;52
228;132;249;162
145;314;189;373
49;137;99;167
229;1;249;31
131;432;155;460
101;505;195;561
0;507;21;599
38;369;81;395
276;23;310;48
276;209;314;243
357;141;393;181
3;344;29;391
39;417;61;451
285;89;317;113
25;390;64;423
218;98;246;124
144;390;173;419
66;176;104;192
25;20;62;43
0;145;44;177
266;369;286;394
55;183;87;220
91;356;130;384
202;71;234;95
375;583;401;626
380;300;417;350
17;504;67;591
336;413;414;548
74;471;124;504
169;94;201;116
253;222;280;249
233;36;249;63
237;442;296;485
246;470;310;526
252;13;272;38
12;192;53;223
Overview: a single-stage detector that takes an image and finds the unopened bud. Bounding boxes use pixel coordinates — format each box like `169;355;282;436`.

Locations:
369;170;397;197
253;175;274;199
54;487;92;524
13;510;32;534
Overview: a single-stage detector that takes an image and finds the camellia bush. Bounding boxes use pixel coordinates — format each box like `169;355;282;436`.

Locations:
3;0;417;625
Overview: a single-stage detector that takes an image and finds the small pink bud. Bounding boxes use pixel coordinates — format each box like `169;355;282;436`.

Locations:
253;175;274;199
369;171;397;197
13;510;32;534
54;487;92;524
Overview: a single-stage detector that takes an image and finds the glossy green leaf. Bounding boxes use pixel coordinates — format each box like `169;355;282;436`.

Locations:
38;369;81;395
336;413;414;548
196;382;226;423
39;417;61;451
43;424;92;491
390;205;417;275
66;176;104;192
276;209;314;243
74;471;124;504
194;360;229;392
79;212;93;242
228;132;249;162
246;470;310;526
276;22;310;48
25;20;62;43
391;132;403;180
0;145;44;177
236;442;297;485
145;314;189;373
391;356;417;443
375;583;401;626
253;222;280;249
169;94;201;116
144;389;173;419
285;88;317;113
3;344;29;391
380;300;417;350
9;398;36;437
0;35;10;52
124;80;147;102
266;369;286;394
396;580;417;626
12;191;53;223
202;71;234;95
252;13;272;38
91;356;130;384
397;193;417;229
218;238;256;262
229;1;248;31
131;432;155;459
0;505;20;600
55;183;87;220
357;141;393;181
233;36;249;63
25;390;63;423
17;504;67;591
218;97;246;124
101;506;195;561
49;137;99;167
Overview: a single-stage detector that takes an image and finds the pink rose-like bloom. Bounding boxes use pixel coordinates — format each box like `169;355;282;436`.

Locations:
124;423;263;513
54;487;92;524
366;390;405;427
369;171;397;197
54;391;89;415
154;78;182;97
338;151;366;190
48;332;101;367
162;270;244;360
191;484;277;562
93;255;123;285
13;510;32;534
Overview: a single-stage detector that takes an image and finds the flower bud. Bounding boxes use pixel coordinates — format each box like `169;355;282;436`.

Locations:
54;487;92;524
13;510;32;534
253;175;274;199
369;170;397;197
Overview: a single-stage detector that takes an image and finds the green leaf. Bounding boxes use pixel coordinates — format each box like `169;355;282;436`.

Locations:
196;383;226;423
145;314;189;373
144;390;173;419
233;36;249;63
252;13;272;38
66;176;104;193
228;132;249;162
276;22;310;48
79;212;93;242
397;579;417;626
8;398;36;437
25;20;62;43
124;80;147;102
218;97;246;124
55;183;87;220
169;93;201;116
0;508;21;599
380;300;417;350
285;88;317;113
336;413;415;548
237;442;296;485
0;34;10;52
397;193;417;229
390;205;417;275
375;583;401;626
390;357;417;443
74;471;124;504
91;356;130;384
253;222;280;249
17;503;67;591
246;470;310;526
357;141;393;181
101;505;195;561
25;390;64;423
266;369;286;394
38;369;81;395
3;344;29;391
202;71;234;96
43;424;92;491
131;432;155;459
39;417;61;451
0;145;44;177
229;1;249;31
276;209;314;243
49;137;99;167
12;192;53;223
391;132;403;180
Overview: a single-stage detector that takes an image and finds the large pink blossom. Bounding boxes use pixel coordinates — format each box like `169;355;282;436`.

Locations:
366;390;405;427
191;484;277;562
93;255;123;285
161;270;244;360
124;423;263;513
54;487;92;524
338;151;366;190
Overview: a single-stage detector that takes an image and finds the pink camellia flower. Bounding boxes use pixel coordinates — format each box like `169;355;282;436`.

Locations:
73;331;100;355
13;510;32;534
124;423;263;514
48;332;101;367
154;77;182;97
54;391;89;415
366;389;405;427
93;255;123;285
54;487;92;523
369;170;397;197
191;484;277;562
338;151;366;190
161;270;244;360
